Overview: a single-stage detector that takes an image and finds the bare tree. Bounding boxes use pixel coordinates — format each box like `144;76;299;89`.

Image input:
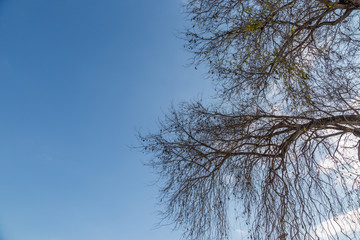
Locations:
140;0;360;239
185;0;360;106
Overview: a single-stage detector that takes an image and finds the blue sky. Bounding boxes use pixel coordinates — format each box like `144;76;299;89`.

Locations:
0;0;212;239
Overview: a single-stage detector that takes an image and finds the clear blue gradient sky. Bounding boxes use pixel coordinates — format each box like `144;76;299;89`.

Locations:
0;0;213;239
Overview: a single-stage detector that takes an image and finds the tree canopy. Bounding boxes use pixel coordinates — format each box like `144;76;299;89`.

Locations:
140;0;360;239
185;0;360;107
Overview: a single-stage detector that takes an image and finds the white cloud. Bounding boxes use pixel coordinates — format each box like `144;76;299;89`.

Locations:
317;132;360;189
235;228;246;235
313;208;360;240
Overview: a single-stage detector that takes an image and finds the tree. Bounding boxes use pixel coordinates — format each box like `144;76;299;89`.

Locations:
140;0;360;239
185;0;360;107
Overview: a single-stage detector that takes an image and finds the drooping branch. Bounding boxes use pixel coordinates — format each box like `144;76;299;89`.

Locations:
140;0;360;239
141;101;360;239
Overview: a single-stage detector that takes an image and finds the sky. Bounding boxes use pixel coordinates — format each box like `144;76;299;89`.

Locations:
0;1;356;240
0;0;213;239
